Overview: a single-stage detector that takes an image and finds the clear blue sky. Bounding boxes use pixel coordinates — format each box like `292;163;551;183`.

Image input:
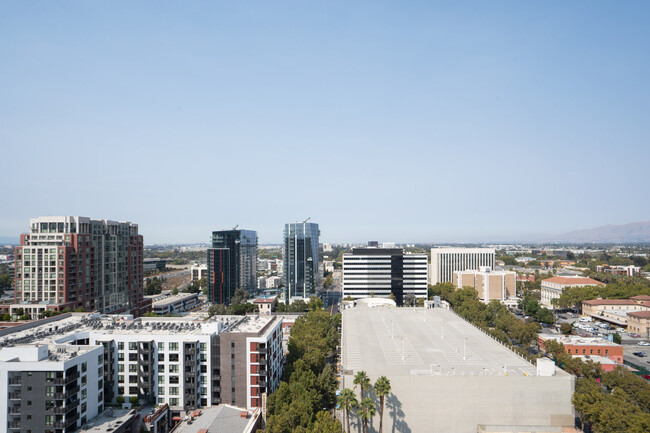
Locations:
1;1;649;244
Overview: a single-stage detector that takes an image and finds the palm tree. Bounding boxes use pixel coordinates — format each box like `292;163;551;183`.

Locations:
353;370;371;399
337;388;358;433
374;376;391;433
356;397;377;433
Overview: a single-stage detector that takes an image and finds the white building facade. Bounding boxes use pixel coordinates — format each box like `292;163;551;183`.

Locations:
342;248;427;305
429;247;496;285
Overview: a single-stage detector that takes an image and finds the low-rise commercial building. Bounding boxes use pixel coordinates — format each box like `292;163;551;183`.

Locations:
144;258;167;272
540;276;603;308
581;298;650;327
149;293;201;315
595;265;641;276
538;335;623;363
452;267;516;303
627;310;650;339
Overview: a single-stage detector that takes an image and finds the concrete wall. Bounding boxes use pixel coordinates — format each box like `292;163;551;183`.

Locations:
342;374;575;433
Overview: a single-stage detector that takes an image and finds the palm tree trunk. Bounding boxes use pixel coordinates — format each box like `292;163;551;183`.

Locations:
346;409;350;433
379;396;384;433
363;420;368;433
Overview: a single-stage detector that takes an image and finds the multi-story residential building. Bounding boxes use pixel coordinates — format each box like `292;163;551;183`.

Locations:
452;267;517;303
190;264;208;282
0;343;104;433
283;222;320;302
595;265;641;276
207;230;258;305
12;216;148;318
429;248;495;285
540;276;604;308
342;248;428;305
0;312;284;423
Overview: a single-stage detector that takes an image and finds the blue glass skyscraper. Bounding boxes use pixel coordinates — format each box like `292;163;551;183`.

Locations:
283;221;320;303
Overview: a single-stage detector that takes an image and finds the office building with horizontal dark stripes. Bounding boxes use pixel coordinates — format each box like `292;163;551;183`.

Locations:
342;248;427;305
207;229;257;305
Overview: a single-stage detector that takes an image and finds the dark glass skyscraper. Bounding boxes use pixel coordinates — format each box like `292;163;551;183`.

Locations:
207;229;258;305
283;222;320;302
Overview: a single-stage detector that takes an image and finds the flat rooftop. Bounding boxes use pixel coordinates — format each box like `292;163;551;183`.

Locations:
343;307;539;377
172;405;258;433
539;334;621;347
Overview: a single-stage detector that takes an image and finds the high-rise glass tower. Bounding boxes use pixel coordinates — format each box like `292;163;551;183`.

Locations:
207;229;258;305
283;222;320;302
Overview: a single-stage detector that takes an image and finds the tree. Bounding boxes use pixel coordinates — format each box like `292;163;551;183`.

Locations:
337;388;358;433
116;396;125;404
324;274;333;288
208;304;227;317
356;397;377;433
129;396;138;405
613;332;622;344
403;293;417;307
374;376;391;433
172;287;179;295
353;371;371;400
231;288;249;305
560;322;573;335
310;411;343;433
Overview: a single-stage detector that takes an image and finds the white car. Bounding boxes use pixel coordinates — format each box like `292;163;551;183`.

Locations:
616;328;626;333
637;341;650;346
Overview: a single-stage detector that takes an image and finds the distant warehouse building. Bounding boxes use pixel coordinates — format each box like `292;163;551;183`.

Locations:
149;293;201;315
144;258;167;272
453;267;517;303
342;247;427;305
429;248;495;285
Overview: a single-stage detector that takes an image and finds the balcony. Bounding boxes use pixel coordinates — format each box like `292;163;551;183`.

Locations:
8;406;21;415
257;348;267;354
259;379;267;387
8;377;22;385
8;422;21;429
258;358;267;365
9;392;21;400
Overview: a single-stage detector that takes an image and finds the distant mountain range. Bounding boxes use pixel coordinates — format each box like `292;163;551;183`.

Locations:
553;221;650;243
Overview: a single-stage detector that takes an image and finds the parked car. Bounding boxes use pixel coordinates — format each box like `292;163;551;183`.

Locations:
559;315;568;320
630;333;641;338
637;341;650;346
633;352;648;357
616;327;626;333
642;375;650;381
571;313;578;318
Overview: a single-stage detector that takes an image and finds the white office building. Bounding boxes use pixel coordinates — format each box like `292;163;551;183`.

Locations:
342;248;427;305
429;248;496;285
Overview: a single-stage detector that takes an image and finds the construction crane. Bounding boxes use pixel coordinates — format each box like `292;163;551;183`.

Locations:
303;217;310;224
233;224;239;230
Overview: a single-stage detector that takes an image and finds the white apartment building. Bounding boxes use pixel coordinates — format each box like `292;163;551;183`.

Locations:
453;267;517;303
190;264;208;282
0;343;104;433
429;248;496;285
342;248;428;305
0;312;284;422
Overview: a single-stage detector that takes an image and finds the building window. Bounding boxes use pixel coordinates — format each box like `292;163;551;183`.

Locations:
169;387;179;396
158;342;164;351
46;386;54;397
158;376;165;384
169;376;179;384
129;364;137;373
200;343;207;352
118;364;124;372
118;342;124;350
158;387;165;395
82;362;87;373
170;398;179;406
169;365;179;373
129;342;137;351
169;343;178;351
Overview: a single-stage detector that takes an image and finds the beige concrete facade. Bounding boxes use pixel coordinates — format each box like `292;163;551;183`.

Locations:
627;311;650;339
453;268;516;303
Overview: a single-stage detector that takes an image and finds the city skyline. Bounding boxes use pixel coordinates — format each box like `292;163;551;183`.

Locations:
2;2;650;244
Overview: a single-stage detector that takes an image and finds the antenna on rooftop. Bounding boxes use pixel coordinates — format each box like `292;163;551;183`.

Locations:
233;225;239;230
